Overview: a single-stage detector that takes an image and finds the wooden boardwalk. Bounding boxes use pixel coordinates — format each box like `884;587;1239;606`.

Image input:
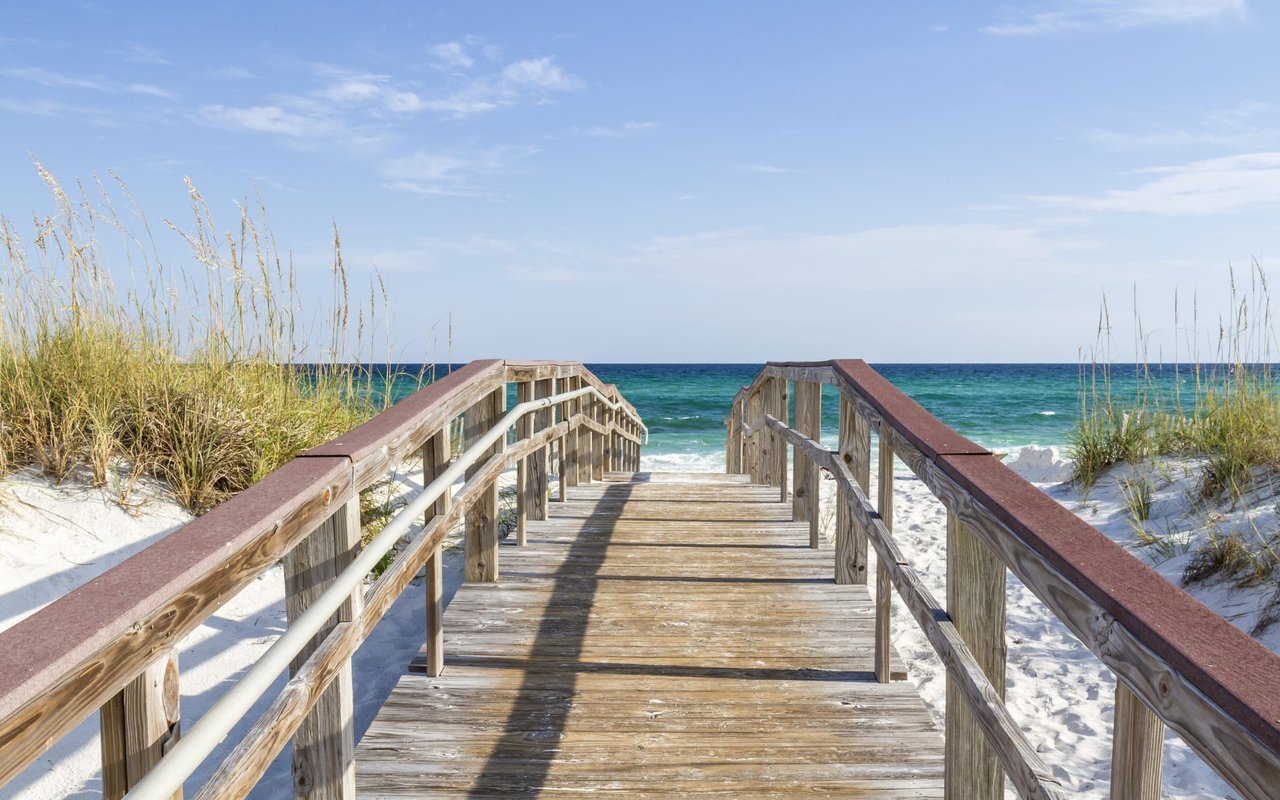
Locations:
356;471;944;798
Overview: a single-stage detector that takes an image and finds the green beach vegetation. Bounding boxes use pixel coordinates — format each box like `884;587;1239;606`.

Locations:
1070;264;1280;627
0;165;404;514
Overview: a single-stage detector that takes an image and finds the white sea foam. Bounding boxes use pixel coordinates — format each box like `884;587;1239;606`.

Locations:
1036;410;1057;416
1002;444;1074;483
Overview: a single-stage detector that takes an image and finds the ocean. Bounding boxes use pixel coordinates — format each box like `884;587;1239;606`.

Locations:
586;363;1085;471
383;363;1122;471
378;362;1217;472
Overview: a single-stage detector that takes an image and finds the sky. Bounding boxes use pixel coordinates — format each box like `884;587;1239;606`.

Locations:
2;0;1279;362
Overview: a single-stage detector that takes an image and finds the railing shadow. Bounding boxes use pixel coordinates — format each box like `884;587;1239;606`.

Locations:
466;479;634;798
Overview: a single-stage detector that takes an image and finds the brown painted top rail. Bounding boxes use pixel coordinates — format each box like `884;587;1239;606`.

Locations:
0;359;644;795
727;359;1280;800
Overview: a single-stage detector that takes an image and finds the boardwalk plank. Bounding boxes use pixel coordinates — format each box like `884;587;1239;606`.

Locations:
356;471;943;798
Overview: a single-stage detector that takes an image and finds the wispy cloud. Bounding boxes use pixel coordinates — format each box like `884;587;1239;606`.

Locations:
1085;101;1280;151
213;65;256;80
984;0;1245;35
199;104;323;137
428;37;502;71
129;83;177;100
424;56;583;117
430;41;474;69
1035;152;1280;215
200;53;583;143
733;164;801;174
584;121;658;137
119;44;170;65
1;66;107;91
2;65;177;100
381;146;538;195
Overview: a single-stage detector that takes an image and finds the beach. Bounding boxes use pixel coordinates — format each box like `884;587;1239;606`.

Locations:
1;364;1270;798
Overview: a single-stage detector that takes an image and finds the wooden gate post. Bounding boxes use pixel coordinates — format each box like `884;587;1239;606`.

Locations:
282;498;362;799
945;509;1007;800
420;428;450;677
793;381;821;547
515;381;532;546
875;434;895;683
592;396;606;482
835;397;870;584
1111;682;1165;800
530;378;553;520
100;651;182;800
464;387;505;582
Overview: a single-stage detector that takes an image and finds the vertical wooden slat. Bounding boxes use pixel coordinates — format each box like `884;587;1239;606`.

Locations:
564;377;581;488
100;651;182;800
464;387;504;583
875;434;895;683
592;397;606;482
578;387;593;485
793;381;822;547
744;389;762;483
1111;682;1165;800
773;378;789;501
421;428;450;677
945;510;1007;800
515;381;532;546
283;498;362;799
530;378;553;519
835;397;870;584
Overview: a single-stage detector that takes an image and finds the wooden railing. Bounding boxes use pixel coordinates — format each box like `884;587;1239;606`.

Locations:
0;360;644;799
725;360;1280;800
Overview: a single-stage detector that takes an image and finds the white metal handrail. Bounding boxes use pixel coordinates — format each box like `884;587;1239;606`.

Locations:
126;383;620;799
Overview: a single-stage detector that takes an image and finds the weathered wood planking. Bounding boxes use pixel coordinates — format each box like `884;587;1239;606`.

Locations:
357;471;942;798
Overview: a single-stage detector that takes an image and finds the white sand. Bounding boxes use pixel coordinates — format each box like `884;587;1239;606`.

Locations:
812;445;1260;798
0;463;485;799
2;448;1271;798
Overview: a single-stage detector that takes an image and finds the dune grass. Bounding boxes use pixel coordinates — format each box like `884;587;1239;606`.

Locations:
1071;265;1280;500
0;164;408;513
1070;265;1280;627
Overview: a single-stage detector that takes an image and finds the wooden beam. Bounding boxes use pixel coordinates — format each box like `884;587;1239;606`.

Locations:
515;381;532;546
835;397;869;584
876;435;895;684
100;651;181;800
420;429;450;678
945;510;1007;800
464;387;504;583
282;498;362;799
564;377;581;489
530;378;553;520
1111;682;1165;800
792;381;821;547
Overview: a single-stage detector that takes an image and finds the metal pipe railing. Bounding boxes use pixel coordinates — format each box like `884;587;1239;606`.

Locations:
125;383;615;799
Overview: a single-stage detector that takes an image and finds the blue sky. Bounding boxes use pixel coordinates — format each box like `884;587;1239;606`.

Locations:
2;0;1279;362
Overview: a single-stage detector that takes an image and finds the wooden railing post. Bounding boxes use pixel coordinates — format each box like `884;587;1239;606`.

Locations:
793;381;821;547
464;387;504;582
530;378;553;519
592;395;606;482
756;377;786;494
560;376;581;488
742;389;759;483
1111;682;1165;800
578;386;593;486
835;397;870;584
100;651;181;800
282;498;362;799
515;380;532;546
875;434;894;683
420;428;450;677
771;378;789;500
945;509;1007;800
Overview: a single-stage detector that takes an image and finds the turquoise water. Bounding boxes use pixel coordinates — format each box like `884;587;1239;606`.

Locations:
381;363;1208;470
